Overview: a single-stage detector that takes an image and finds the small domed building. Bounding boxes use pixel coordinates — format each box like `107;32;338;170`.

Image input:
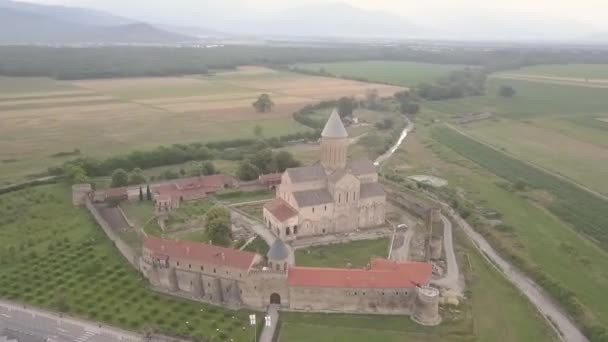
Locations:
267;239;291;273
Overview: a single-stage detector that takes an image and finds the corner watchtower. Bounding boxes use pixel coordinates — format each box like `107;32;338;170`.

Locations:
320;109;349;171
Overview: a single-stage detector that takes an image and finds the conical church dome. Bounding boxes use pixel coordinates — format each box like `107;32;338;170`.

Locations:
321;109;348;138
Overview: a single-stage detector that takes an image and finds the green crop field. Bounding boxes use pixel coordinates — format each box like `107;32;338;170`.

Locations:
390;125;608;333
294;61;465;87
431;125;608;250
295;239;389;268
512;64;608;79
426;78;608;119
279;230;557;342
461;118;608;195
0;184;257;341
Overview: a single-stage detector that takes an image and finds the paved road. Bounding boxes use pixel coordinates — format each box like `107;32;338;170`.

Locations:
0;301;141;342
258;305;280;342
430;214;462;293
445;208;588;342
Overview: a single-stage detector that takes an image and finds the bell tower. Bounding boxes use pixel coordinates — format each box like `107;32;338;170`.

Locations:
320;109;349;171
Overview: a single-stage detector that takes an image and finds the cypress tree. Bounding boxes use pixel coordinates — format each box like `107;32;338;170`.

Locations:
146;185;152;200
139;187;144;201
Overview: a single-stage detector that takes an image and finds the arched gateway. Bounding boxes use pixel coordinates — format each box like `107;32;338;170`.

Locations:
270;293;281;304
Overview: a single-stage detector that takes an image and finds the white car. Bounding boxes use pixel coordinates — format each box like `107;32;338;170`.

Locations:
397;223;408;229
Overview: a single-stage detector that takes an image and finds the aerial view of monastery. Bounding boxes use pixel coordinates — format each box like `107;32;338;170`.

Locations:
3;1;608;342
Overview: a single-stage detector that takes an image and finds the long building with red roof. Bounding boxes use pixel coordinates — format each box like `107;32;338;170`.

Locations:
139;236;436;318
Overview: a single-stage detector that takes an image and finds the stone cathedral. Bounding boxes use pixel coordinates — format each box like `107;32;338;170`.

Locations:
263;109;386;241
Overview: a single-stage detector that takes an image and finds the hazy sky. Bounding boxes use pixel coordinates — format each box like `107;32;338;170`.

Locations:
15;0;608;30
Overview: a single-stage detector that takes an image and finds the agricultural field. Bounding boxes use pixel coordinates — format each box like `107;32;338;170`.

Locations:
293;61;466;87
278;230;557;342
0;67;403;185
0;184;256;341
384;123;608;332
425;77;608;119
295;238;389;268
507;63;608;79
461;118;608;195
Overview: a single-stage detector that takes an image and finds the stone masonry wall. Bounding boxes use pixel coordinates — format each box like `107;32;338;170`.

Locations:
85;198;139;268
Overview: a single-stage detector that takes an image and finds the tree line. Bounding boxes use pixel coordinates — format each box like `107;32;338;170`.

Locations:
58;129;318;184
5;44;608;79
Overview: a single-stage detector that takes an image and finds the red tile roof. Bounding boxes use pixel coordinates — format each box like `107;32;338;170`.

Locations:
143;237;257;271
288;259;432;289
370;258;433;286
258;173;282;184
264;198;298;222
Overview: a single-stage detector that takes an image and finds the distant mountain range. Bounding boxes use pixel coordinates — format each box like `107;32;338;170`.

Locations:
0;0;195;44
223;3;430;39
0;0;605;44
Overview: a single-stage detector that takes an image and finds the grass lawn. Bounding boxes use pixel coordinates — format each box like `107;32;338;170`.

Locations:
120;201;155;227
512;64;608;79
214;189;274;204
233;202;265;221
384;126;608;331
0;184;256;341
165;199;215;230
294;61;466;87
295;238;389;268
279;228;557;342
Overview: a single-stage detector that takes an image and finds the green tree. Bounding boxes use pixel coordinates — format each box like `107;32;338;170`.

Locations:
400;101;420;115
251;149;274;174
146;185;152;200
394;90;411;102
237;162;260;181
129;168;146;185
161;169;179;180
204;206;232;246
189;161;204;176
139;187;144;201
337;96;355;118
499;85;516;98
252;93;274;113
202;161;216;175
64;164;87;184
273;151;300;172
110;169;129;187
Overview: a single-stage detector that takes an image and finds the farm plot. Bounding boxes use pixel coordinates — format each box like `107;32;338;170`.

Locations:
510;64;608;79
462;118;608;194
293;61;466;87
386;129;608;333
0;67;404;184
0;184;255;341
432;125;608;250
425;78;608;119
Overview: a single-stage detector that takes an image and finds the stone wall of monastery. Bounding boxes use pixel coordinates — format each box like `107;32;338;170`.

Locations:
288;286;414;314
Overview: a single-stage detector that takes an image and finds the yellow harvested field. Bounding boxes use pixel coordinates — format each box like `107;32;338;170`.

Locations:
0;67;405;184
0;95;113;107
0;90;96;100
156;96;307;114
